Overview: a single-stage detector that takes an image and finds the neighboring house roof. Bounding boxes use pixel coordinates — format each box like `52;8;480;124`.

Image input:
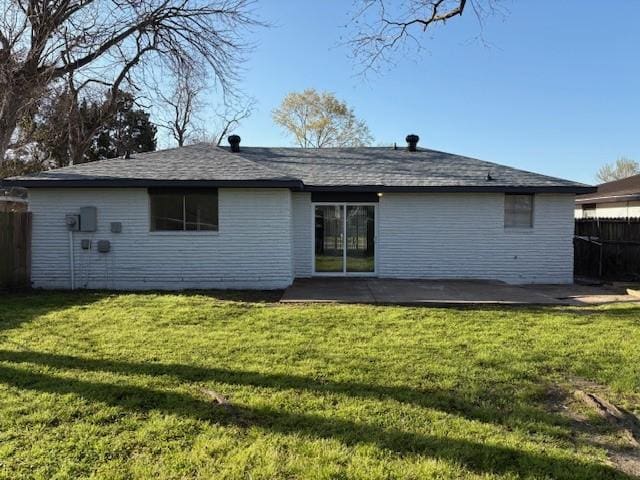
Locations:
0;186;27;199
0;196;27;203
576;174;640;205
0;186;28;209
2;142;594;193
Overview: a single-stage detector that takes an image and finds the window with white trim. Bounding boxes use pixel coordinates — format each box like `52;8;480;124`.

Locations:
149;189;218;231
504;194;534;228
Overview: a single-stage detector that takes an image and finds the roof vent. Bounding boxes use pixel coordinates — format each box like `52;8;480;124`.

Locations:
406;134;419;152
228;135;241;153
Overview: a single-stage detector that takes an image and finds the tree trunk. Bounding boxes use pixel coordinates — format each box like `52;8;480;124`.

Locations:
67;120;93;166
0;59;46;167
68;138;85;166
0;124;14;167
67;99;90;166
0;95;22;167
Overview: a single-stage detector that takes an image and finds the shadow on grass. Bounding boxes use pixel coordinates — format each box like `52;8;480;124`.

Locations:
0;350;632;479
0;292;110;333
0;349;550;427
0;289;283;335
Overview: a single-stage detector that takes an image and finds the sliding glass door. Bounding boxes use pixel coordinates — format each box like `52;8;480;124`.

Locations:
346;205;375;272
314;204;375;274
314;205;344;273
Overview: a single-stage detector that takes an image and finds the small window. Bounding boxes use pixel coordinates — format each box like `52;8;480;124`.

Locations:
149;189;218;231
504;194;534;228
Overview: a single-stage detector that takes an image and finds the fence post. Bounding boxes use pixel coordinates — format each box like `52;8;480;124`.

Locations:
599;242;603;278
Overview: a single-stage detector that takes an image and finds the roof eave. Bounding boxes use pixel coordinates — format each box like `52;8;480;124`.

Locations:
575;193;640;205
0;178;595;194
303;184;596;194
0;178;304;190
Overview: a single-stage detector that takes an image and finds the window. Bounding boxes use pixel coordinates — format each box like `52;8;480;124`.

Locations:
149;189;218;231
504;194;534;228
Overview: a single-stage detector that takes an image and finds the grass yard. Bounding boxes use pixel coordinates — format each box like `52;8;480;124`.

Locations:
314;255;375;273
1;292;640;479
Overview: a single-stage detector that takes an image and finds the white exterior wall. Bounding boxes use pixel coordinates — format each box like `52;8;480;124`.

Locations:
290;192;574;284
29;189;575;289
28;188;293;290
575;201;640;219
291;192;313;277
377;193;575;284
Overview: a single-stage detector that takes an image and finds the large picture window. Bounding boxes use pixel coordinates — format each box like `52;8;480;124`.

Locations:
504;194;534;228
149;189;218;231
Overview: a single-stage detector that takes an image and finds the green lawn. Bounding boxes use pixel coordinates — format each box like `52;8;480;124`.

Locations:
1;292;640;479
315;255;374;272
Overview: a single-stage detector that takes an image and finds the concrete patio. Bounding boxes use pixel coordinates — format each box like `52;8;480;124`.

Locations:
281;278;639;306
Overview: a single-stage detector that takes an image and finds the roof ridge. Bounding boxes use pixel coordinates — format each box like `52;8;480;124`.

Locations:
230;148;302;180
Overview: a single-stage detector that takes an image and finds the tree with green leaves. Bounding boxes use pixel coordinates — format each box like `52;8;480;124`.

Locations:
272;89;373;148
35;90;156;167
91;93;157;161
596;157;639;183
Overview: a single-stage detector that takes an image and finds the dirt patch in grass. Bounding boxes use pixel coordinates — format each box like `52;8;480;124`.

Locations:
546;380;640;477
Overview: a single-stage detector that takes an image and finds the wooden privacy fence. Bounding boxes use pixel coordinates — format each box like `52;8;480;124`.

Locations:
574;218;640;280
0;212;31;289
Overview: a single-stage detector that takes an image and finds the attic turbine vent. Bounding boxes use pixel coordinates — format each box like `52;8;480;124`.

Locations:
406;134;419;152
228;135;241;153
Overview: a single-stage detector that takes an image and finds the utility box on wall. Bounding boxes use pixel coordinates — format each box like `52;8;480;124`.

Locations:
80;206;97;232
97;240;111;253
65;214;80;231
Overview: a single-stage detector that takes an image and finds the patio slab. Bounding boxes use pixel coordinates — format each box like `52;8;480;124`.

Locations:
281;278;638;306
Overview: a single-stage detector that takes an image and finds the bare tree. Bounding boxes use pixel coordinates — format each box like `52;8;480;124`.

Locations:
347;0;502;72
156;67;206;147
0;0;259;163
155;62;255;148
185;96;256;147
213;97;256;146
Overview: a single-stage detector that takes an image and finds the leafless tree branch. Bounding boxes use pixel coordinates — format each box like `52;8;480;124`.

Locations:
155;65;206;147
346;0;503;73
0;0;261;164
214;96;255;146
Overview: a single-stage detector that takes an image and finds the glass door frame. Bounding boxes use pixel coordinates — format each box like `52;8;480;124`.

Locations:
311;202;378;277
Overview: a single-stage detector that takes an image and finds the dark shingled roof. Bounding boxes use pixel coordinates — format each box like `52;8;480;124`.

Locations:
2;143;594;193
576;174;640;204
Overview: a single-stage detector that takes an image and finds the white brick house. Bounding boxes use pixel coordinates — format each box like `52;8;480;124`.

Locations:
3;137;594;290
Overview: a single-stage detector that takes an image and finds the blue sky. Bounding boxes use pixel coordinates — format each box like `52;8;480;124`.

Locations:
199;0;639;184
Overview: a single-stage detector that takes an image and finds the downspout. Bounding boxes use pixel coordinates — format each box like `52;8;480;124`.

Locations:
69;230;75;290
